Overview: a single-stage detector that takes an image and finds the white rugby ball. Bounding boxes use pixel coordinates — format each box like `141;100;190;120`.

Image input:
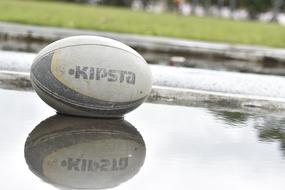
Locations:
31;36;152;117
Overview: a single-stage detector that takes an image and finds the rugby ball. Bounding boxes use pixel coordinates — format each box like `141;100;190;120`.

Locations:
30;36;152;117
25;115;146;189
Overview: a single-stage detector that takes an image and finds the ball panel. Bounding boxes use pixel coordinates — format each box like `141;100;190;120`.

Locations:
50;45;151;102
43;139;142;188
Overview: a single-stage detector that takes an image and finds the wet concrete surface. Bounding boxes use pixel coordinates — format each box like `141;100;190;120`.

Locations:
0;88;285;190
0;51;34;72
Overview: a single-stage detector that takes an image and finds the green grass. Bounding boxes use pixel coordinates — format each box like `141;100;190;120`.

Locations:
1;0;285;47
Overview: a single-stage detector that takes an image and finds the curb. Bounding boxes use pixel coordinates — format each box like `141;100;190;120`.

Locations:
1;50;285;111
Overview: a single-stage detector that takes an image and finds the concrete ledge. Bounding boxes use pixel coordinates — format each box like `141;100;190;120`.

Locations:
1;50;285;111
150;85;285;109
0;71;31;91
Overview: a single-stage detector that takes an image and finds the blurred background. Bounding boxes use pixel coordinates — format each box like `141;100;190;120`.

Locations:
1;0;285;75
71;0;285;23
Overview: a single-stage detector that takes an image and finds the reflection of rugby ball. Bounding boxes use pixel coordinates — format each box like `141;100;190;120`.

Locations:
25;115;146;189
30;36;152;117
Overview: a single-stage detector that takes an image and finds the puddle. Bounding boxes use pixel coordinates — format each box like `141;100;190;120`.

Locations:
0;88;285;190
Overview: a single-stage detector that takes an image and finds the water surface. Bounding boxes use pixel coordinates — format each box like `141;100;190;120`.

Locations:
0;89;285;190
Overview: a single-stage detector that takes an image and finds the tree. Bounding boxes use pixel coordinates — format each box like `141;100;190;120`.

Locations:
191;0;198;14
272;0;284;21
237;0;272;19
